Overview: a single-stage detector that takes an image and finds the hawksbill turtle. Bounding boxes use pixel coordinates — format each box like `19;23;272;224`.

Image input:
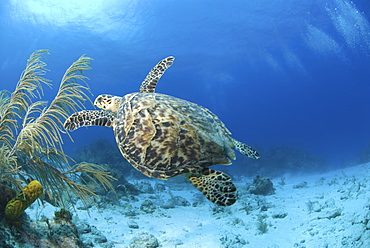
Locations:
64;56;260;206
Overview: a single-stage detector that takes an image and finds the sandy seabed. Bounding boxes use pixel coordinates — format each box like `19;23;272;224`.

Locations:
25;163;370;248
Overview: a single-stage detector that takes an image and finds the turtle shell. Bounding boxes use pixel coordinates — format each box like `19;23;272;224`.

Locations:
113;92;237;179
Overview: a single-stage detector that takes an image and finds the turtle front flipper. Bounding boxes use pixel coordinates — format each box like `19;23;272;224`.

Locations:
64;110;115;131
187;168;237;206
139;56;175;93
231;138;260;159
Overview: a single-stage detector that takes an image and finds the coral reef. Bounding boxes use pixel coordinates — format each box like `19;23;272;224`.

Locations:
0;163;367;247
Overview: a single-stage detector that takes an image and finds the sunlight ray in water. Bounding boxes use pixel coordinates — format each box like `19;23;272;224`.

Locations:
7;0;140;36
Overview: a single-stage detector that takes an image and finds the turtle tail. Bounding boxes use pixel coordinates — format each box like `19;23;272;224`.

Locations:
64;110;115;131
231;138;260;159
139;56;175;93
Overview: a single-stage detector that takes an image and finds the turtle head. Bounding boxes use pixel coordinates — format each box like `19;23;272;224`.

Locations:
94;94;121;113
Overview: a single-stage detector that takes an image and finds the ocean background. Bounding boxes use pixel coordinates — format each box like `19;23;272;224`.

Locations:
1;0;370;175
2;1;370;247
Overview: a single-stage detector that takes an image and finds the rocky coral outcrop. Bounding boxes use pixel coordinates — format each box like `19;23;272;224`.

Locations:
247;176;275;195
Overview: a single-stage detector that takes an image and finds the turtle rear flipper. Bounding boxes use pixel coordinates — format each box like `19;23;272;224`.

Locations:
188;168;237;206
231;138;260;159
64;110;115;131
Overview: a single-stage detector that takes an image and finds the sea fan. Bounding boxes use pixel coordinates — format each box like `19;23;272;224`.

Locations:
0;50;115;208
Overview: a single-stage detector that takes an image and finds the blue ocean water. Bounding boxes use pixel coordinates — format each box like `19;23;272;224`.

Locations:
1;0;370;172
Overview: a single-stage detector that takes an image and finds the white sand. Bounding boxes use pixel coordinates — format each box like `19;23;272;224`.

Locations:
27;162;370;247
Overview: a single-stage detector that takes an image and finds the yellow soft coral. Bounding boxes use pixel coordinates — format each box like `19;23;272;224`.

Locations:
4;180;43;220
